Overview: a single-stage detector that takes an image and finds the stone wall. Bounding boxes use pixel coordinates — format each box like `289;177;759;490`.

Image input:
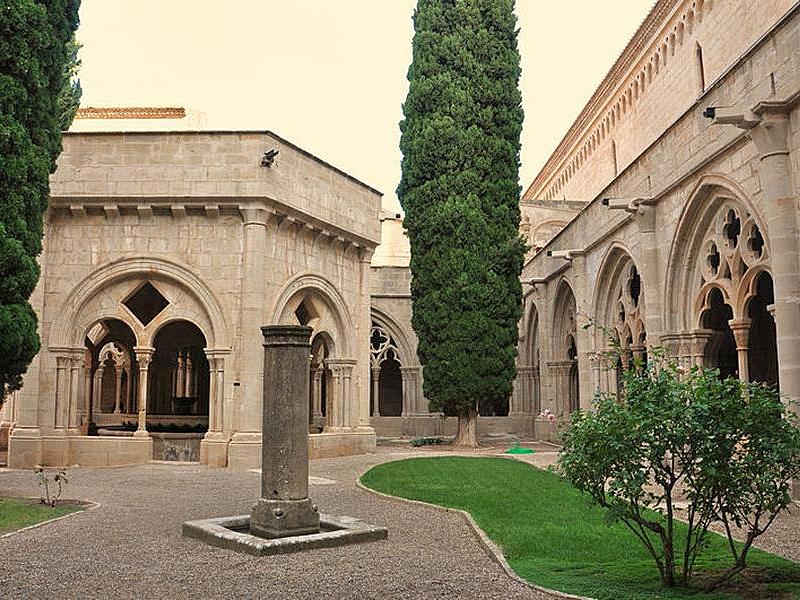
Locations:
9;131;382;469
525;0;797;203
518;4;800;423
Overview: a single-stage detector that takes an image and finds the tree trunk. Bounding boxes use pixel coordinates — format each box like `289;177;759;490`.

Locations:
453;406;478;447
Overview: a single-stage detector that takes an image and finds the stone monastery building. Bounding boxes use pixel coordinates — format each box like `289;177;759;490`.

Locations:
2;0;800;469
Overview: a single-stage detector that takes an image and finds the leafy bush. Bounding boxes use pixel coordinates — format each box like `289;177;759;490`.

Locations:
410;436;446;448
559;354;800;589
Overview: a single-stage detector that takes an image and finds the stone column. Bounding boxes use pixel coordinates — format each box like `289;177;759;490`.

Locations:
371;366;381;417
311;366;323;423
748;106;800;405
634;203;663;346
325;359;356;429
400;366;418;417
511;367;533;415
571;254;593;410
326;363;342;430
729;319;752;382
133;347;154;437
92;366;104;418
53;355;71;431
203;350;227;435
82;350;92;429
341;361;355;427
411;367;426;414
68;351;82;432
233;205;272;443
677;334;693;373
689;330;712;369
205;354;219;432
113;366;123;414
357;248;375;428
250;325;319;539
589;353;601;396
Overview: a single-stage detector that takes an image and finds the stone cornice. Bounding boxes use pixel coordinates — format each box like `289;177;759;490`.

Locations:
524;0;693;199
75;107;186;120
47;195;380;250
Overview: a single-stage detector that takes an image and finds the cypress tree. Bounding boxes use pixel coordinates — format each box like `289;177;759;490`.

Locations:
0;1;81;396
398;0;525;445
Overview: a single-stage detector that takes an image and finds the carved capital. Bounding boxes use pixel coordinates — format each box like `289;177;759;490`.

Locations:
133;346;155;369
238;204;273;227
728;318;752;350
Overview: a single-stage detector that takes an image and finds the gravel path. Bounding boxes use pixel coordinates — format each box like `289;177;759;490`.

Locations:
0;448;555;600
1;446;798;599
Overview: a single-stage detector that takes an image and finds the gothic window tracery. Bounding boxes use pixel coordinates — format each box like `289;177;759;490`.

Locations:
613;264;646;355
698;204;769;307
369;322;403;417
695;203;776;385
370;323;401;368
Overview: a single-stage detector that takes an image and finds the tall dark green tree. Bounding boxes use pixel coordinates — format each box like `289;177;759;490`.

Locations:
0;1;81;397
398;0;525;445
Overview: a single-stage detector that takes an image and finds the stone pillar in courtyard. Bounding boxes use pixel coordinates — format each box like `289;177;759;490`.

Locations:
748;105;800;407
133;347;153;437
250;325;320;539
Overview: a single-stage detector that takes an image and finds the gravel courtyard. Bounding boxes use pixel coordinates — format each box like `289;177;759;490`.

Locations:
2;446;799;600
0;448;556;600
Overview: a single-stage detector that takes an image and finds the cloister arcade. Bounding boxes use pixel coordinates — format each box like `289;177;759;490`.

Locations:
518;177;784;437
665;182;779;387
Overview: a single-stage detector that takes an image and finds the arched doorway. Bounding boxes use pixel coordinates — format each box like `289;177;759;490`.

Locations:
701;288;737;379
378;358;402;417
370;323;403;417
273;278;356;431
550;281;579;414
567;336;580;413
84;318;138;431
149;321;209;421
747;271;778;388
309;333;332;432
593;248;647;396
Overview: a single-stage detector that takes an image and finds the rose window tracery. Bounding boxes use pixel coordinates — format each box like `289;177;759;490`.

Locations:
697;204;769;311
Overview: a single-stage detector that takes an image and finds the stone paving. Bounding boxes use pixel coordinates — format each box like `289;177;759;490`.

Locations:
0;447;556;600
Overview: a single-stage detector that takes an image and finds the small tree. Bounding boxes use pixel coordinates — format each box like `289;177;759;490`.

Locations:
559;353;800;589
397;0;526;446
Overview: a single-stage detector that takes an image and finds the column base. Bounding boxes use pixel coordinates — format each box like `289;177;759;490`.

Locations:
250;497;320;539
133;429;150;438
200;432;230;467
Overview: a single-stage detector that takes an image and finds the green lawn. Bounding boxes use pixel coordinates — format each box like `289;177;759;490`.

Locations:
360;457;800;600
0;498;82;536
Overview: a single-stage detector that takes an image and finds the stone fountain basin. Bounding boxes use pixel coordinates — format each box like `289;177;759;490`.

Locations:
182;514;387;556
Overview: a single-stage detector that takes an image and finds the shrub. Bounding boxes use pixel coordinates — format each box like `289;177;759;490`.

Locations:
559;354;800;589
34;466;68;507
410;436;445;448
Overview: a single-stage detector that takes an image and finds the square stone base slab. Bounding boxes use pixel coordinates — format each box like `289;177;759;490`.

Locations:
182;513;387;556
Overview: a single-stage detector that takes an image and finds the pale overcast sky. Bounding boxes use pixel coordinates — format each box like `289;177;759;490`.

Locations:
76;1;654;210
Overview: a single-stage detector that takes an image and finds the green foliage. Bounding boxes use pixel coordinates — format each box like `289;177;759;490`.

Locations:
57;35;82;130
116;421;208;434
410;436;445;447
397;0;526;419
0;0;80;394
361;457;800;599
559;354;800;590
